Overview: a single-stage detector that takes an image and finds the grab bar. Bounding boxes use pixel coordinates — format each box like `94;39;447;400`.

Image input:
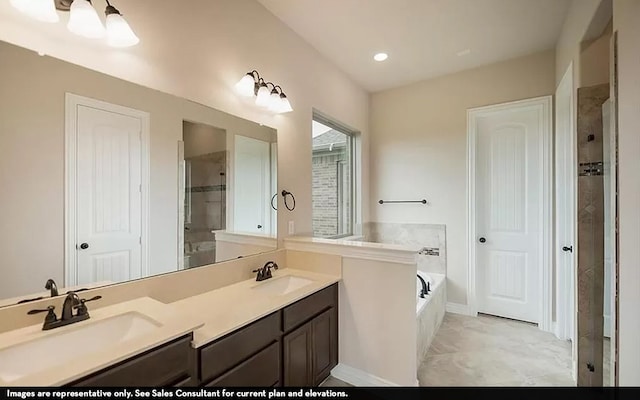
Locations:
379;199;428;205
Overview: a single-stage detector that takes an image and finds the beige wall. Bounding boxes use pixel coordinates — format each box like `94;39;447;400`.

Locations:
369;50;556;305
0;41;280;299
183;121;227;159
0;0;370;245
613;0;640;386
555;0;610;87
580;21;612;87
339;257;416;385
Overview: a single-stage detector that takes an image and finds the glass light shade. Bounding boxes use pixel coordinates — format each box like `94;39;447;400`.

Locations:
235;74;256;97
255;84;271;108
67;0;105;39
267;90;282;112
106;13;139;47
10;0;59;23
278;94;293;113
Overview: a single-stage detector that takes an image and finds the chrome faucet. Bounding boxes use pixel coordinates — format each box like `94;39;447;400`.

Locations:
28;292;102;331
253;261;279;282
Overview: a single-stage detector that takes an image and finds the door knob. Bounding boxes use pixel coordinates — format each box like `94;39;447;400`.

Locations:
479;237;486;244
257;225;263;229
562;246;573;253
79;243;89;250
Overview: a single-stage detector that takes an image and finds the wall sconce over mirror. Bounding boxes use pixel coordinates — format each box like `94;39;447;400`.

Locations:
235;70;293;114
10;0;139;47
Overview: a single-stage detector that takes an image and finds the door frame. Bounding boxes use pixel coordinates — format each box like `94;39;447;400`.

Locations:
466;95;553;331
64;93;150;286
554;63;576;341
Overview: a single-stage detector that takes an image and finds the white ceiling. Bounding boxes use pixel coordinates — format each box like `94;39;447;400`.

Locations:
258;0;572;92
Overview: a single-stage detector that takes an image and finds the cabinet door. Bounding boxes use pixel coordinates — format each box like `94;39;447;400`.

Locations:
312;307;338;386
283;321;313;386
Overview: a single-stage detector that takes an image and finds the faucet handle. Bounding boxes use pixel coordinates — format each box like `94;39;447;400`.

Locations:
27;305;58;324
27;305;55;315
73;295;102;316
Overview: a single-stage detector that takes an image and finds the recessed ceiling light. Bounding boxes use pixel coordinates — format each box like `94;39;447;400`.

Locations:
457;49;471;57
373;52;388;62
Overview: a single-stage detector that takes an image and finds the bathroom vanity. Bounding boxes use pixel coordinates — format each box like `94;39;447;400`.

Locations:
0;270;339;387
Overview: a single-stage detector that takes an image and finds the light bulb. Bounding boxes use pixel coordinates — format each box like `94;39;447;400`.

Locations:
67;0;105;39
235;73;256;97
10;0;59;23
106;11;139;47
278;93;293;113
255;84;271;108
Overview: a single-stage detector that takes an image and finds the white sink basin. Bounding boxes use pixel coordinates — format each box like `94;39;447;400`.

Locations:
0;312;161;383
251;276;313;296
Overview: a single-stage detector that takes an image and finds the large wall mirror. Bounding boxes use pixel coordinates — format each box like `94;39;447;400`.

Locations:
0;40;278;308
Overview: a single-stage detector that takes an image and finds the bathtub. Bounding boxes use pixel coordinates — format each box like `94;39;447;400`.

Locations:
416;271;446;367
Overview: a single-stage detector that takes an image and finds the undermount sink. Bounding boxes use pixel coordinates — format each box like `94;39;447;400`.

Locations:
0;312;161;383
251;276;313;296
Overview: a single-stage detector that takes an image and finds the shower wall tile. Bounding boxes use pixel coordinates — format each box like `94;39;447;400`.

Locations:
576;83;608;387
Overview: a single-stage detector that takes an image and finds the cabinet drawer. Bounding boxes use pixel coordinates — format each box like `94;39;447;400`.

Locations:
204;341;280;387
199;312;281;382
283;284;337;332
70;335;192;387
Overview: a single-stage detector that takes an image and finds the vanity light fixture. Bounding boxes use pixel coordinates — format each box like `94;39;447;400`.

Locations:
11;0;139;48
234;70;293;114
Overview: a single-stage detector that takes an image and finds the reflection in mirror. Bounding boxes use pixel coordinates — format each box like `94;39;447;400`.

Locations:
180;121;278;269
0;39;277;308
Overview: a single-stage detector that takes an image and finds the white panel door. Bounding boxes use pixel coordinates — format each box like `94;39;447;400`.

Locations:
476;105;542;323
555;64;576;340
76;105;142;285
233;135;270;234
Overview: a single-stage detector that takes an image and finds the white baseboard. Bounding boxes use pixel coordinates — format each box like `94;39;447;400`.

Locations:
445;302;472;315
330;363;404;386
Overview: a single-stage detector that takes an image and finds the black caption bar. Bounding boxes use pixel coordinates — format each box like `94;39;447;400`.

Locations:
2;387;640;400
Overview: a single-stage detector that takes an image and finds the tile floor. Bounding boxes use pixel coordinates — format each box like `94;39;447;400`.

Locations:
418;313;575;386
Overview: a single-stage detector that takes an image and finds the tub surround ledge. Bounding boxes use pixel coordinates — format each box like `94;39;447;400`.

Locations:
284;236;419;265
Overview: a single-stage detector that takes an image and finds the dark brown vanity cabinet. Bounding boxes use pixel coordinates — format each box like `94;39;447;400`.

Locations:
67;334;195;387
197;283;338;387
282;294;338;386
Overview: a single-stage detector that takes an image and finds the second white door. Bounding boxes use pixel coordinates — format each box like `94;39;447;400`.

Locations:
474;100;546;323
233;135;271;234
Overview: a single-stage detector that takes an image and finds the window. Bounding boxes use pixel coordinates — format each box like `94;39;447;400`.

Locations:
312;113;357;238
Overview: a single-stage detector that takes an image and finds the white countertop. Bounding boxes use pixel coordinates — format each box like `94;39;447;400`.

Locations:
0;267;340;386
0;297;203;387
173;268;341;348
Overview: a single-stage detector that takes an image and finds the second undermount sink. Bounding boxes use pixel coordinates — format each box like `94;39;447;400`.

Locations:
0;312;161;383
251;275;313;296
